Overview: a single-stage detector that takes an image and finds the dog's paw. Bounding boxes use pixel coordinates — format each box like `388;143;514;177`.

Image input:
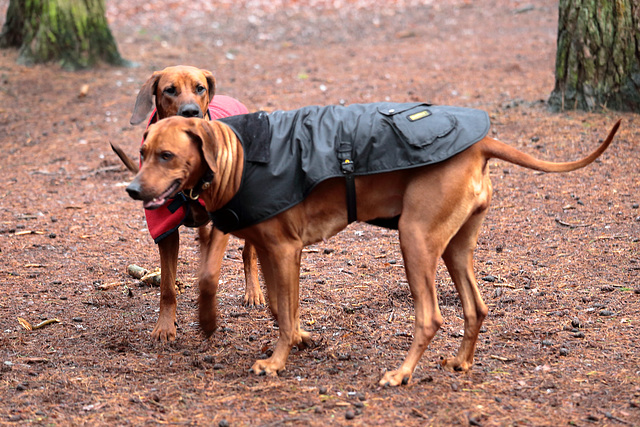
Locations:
379;369;412;387
151;319;177;342
242;289;266;307
296;330;315;350
440;357;472;372
250;360;281;377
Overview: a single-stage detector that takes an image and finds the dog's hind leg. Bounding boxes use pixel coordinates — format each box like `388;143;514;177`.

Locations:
380;222;444;387
441;209;489;372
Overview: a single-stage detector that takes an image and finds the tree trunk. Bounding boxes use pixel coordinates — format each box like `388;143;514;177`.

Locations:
0;0;129;70
0;0;24;48
549;0;640;112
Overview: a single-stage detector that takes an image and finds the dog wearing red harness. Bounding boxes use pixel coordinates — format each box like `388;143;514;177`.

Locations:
111;66;263;342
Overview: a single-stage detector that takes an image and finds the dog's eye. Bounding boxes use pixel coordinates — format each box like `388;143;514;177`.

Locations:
160;151;174;161
196;84;206;94
163;86;176;96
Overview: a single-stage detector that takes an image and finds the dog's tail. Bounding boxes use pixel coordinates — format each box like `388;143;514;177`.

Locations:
110;142;140;174
482;119;621;173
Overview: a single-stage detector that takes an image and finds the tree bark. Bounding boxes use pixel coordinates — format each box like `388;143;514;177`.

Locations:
0;0;129;70
549;0;640;112
0;0;24;48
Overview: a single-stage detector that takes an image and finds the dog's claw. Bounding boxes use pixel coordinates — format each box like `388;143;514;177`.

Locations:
243;291;266;307
242;274;266;307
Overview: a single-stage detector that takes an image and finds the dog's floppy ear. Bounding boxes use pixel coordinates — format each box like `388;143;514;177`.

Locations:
202;70;216;103
186;120;219;175
130;72;161;125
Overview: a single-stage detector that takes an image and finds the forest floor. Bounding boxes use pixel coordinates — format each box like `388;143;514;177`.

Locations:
0;0;639;425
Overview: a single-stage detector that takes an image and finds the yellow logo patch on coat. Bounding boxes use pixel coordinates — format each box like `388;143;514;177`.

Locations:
408;110;430;121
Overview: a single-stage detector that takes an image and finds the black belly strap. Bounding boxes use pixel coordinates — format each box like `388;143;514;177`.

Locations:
337;140;357;224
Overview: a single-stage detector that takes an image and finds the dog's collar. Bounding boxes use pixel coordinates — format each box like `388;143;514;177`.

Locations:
184;167;214;200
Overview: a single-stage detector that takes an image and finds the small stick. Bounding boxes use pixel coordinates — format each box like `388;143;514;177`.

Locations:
490;354;513;362
97;282;121;290
411;407;429;419
555;218;591;228
493;283;516;289
18;317;60;331
14;230;45;236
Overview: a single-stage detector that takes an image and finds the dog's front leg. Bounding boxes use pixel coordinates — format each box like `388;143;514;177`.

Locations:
250;243;311;376
153;230;180;341
198;227;229;337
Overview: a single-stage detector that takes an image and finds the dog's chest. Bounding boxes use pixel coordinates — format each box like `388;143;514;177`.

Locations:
212;103;489;233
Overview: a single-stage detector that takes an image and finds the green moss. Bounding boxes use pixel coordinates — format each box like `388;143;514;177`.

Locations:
1;0;127;70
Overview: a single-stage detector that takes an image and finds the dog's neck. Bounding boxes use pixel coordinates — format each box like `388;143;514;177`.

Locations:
198;121;244;212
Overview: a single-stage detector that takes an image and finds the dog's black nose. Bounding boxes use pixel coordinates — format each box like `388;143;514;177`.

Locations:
126;181;142;200
177;104;204;118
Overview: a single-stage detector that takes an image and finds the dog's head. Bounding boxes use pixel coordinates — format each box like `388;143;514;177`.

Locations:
130;65;216;125
126;117;219;209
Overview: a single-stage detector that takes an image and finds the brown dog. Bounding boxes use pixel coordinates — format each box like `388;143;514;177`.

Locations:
113;66;264;343
125;106;619;386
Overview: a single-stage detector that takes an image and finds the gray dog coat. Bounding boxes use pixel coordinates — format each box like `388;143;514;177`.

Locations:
209;102;490;233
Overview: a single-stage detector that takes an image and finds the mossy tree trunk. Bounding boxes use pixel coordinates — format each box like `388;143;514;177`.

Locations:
549;0;640;112
0;0;129;70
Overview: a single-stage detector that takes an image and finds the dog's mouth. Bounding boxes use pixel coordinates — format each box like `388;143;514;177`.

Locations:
143;180;181;210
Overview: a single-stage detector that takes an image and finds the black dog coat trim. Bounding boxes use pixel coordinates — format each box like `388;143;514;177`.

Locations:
210;102;490;233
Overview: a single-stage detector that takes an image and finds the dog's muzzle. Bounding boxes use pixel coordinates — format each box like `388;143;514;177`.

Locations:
177;103;204;119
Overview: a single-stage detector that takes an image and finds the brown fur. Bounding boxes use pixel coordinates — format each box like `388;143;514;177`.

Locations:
127;115;620;385
114;66;263;343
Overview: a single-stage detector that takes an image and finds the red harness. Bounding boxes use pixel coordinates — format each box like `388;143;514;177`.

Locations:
142;95;249;242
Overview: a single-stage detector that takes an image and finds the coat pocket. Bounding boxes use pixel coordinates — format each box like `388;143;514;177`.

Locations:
378;103;457;148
